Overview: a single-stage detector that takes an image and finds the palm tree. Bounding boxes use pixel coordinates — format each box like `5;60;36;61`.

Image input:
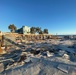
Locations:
8;24;17;32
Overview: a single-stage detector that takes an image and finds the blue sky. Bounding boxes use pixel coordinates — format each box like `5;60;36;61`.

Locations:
0;0;76;35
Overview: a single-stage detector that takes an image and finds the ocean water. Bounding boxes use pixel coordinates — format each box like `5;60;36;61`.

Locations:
55;35;76;38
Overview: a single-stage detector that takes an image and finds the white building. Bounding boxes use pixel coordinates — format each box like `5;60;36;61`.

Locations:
23;26;30;34
16;26;30;34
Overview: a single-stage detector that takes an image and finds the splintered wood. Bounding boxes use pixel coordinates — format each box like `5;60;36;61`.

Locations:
0;35;6;54
0;36;2;54
0;46;3;54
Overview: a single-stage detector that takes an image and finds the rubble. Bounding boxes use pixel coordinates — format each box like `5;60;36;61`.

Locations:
57;64;69;73
46;51;54;57
0;63;4;73
0;34;76;75
62;53;69;60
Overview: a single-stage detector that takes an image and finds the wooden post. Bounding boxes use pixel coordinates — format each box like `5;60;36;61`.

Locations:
0;35;3;54
0;35;6;54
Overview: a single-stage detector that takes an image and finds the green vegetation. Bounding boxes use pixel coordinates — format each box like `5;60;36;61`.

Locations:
8;24;49;34
30;27;49;34
30;27;36;34
43;29;48;34
8;24;17;32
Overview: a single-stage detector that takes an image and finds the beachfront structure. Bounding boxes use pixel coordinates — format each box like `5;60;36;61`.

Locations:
16;26;30;34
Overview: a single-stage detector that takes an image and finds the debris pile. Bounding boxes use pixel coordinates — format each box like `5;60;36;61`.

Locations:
0;34;76;75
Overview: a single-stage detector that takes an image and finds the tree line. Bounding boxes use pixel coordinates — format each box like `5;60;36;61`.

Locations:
8;24;49;34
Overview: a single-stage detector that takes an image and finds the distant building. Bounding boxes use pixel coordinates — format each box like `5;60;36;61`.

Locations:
16;26;30;34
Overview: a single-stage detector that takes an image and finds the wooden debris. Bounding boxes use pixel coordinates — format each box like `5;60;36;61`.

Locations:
57;64;69;73
0;63;4;73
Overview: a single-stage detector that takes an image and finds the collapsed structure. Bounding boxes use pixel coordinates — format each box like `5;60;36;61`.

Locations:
0;32;53;54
